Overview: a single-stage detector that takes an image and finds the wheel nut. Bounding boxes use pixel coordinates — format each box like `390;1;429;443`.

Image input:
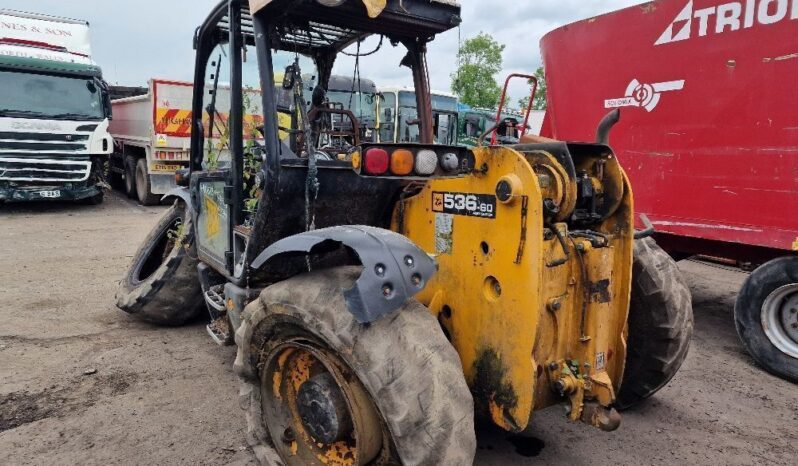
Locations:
404;256;415;267
547;298;561;312
374;264;386;277
282;427;295;444
382;285;393;297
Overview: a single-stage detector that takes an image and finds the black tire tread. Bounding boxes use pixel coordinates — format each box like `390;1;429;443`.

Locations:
115;201;204;326
135;157;161;206
234;266;476;466
617;237;694;409
124;155;137;198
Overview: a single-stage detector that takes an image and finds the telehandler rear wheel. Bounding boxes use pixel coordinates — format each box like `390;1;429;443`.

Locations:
115;200;204;326
235;266;476;466
616;237;693;409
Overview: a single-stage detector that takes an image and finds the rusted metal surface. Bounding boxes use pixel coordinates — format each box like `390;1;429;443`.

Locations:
260;341;384;465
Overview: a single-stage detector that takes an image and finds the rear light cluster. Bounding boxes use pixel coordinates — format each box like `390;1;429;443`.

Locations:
354;144;474;177
154;150;190;161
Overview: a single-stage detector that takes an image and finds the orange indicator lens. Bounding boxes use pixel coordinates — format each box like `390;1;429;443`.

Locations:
390;149;414;175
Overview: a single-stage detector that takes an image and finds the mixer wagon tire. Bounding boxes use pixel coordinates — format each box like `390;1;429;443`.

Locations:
234;266;476;466
135;158;161;206
124;155;137;198
734;256;798;383
616;237;693;409
115;200;204;326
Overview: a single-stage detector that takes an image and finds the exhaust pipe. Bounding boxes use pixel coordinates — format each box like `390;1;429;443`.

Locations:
595;108;621;145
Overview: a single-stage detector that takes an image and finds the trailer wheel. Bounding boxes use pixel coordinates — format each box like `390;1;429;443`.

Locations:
135;158;161;206
735;256;798;382
124;155;137;198
115;200;204;326
616;237;694;409
235;266;476;466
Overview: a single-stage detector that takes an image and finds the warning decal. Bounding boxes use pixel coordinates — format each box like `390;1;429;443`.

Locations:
155;108;193;137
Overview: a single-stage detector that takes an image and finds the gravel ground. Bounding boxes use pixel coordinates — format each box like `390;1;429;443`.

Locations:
1;192;796;465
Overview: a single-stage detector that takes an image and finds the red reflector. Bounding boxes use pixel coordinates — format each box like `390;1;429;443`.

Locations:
363;148;389;175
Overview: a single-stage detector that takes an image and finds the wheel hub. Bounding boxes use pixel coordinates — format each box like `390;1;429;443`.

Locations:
260;342;385;466
296;372;353;444
761;284;798;358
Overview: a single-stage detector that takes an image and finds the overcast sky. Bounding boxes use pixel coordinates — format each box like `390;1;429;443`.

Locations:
3;0;647;101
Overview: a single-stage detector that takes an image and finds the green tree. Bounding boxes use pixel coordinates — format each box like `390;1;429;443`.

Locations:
518;66;547;111
451;33;505;109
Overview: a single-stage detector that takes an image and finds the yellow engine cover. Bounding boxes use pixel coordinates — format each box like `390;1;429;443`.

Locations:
395;145;634;432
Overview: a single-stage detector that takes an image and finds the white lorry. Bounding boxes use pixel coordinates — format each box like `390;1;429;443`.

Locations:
0;10;112;204
109;79;195;205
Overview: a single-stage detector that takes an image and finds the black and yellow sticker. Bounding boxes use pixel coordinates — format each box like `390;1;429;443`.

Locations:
432;192;496;219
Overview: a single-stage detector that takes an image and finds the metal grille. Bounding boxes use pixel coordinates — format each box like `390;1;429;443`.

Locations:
219;5;255;39
0;157;91;182
218;5;362;52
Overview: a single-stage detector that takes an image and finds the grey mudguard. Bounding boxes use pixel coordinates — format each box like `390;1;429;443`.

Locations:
250;226;437;323
161;187;193;211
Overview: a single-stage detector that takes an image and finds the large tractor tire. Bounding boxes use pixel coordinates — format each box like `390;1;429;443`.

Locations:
235;266;476;466
116;200;204;326
616;237;694;409
735;256;798;382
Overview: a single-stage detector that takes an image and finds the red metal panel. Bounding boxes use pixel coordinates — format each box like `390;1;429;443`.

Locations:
540;0;798;253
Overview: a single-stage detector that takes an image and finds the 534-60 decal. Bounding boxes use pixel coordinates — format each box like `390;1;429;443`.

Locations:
432;192;496;219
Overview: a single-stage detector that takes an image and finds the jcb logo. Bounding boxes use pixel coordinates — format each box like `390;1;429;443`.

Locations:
656;0;798;45
433;193;445;212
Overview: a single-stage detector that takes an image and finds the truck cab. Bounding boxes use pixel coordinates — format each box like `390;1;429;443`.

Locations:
377;86;458;144
0;10;112;204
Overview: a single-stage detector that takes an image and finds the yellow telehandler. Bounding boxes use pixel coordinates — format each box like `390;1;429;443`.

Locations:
117;1;692;464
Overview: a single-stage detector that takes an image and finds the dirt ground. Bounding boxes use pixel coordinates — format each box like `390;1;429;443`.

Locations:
1;192;796;465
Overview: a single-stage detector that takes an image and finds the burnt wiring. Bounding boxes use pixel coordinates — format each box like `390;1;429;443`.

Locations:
340;35;384;57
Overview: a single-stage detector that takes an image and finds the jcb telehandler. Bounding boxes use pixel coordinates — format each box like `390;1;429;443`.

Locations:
116;1;692;464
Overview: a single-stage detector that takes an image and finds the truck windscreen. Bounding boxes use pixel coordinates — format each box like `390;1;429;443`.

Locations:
0;70;105;121
327;91;377;123
397;91;458;144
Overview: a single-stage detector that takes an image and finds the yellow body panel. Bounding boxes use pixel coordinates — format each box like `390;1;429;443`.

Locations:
396;144;635;431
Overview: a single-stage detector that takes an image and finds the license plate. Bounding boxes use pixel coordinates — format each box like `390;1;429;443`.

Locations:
38;190;61;199
152;164;182;172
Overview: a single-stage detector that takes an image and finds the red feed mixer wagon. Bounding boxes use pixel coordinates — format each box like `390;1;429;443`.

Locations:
540;0;798;382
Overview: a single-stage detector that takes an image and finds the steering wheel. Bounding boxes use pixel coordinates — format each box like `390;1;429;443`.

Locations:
307;106;361;156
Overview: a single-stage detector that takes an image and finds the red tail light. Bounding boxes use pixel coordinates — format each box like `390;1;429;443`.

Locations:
363;148;389;175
